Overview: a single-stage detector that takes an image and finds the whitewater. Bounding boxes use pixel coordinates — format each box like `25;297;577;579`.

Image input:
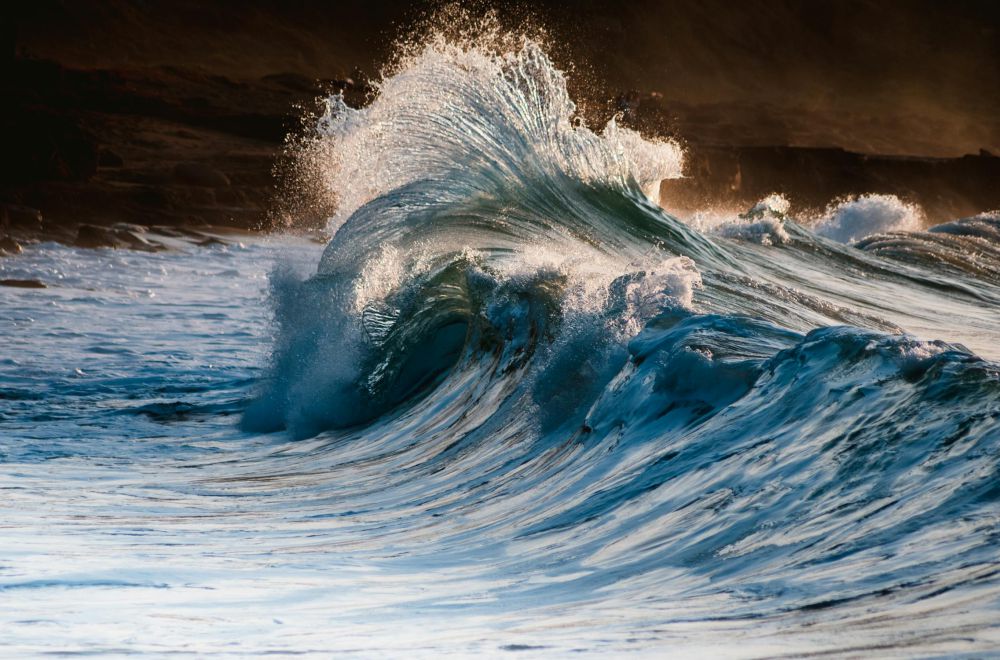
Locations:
2;31;999;657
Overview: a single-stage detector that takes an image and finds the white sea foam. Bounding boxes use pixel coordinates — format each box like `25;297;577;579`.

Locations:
5;18;1000;658
707;193;792;246
297;31;684;238
814;193;924;243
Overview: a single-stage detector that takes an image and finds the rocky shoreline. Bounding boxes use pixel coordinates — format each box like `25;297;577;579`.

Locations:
0;52;371;251
2;1;998;253
660;144;1000;224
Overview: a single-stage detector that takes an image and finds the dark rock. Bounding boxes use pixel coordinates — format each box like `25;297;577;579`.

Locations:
74;224;126;249
980;148;997;158
111;222;148;233
98;148;124;167
196;236;227;247
1;108;99;182
260;72;319;94
0;278;45;288
113;228;162;251
72;223;165;251
172;163;231;187
0;236;23;254
1;204;43;232
214;187;248;205
148;226;187;237
131;186;174;210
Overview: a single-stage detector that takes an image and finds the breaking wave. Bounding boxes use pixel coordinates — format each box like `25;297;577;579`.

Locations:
242;28;1000;654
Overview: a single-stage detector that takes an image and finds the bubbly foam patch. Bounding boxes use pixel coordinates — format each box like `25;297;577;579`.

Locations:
492;244;700;317
353;243;436;313
690;194;792;246
814;194;924;243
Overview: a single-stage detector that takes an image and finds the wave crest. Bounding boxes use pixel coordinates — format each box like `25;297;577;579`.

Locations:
814;193;924;243
299;34;684;240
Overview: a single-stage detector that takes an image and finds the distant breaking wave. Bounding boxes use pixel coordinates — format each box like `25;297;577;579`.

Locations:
242;26;1000;654
814;193;924;243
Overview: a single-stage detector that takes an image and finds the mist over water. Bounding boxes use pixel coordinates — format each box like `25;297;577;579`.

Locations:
2;26;1000;657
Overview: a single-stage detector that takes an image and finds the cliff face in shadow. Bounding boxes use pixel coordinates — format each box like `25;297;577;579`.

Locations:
1;54;370;235
1;0;997;241
660;146;1000;224
1;2;394;238
557;0;999;158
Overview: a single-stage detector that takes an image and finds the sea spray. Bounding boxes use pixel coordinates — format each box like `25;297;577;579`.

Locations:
814;193;924;243
6;20;999;657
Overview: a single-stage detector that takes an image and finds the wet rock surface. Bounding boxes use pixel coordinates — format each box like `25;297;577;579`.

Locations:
0;236;23;254
74;224;126;249
1;204;43;233
0;278;46;288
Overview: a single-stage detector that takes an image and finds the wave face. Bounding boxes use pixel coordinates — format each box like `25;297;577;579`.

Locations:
236;29;1000;653
3;27;1000;657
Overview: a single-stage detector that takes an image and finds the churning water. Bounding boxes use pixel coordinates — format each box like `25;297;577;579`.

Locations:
2;32;999;657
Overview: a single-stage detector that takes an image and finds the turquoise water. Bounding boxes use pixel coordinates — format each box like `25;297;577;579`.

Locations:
2;33;1000;658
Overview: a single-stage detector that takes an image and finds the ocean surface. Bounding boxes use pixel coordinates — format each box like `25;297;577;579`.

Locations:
2;33;1000;657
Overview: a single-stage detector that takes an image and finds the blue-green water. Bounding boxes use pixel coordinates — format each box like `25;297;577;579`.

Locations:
2;33;999;658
